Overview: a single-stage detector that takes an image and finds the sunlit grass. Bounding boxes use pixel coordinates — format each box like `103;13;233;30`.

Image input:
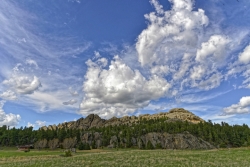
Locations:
1;148;250;166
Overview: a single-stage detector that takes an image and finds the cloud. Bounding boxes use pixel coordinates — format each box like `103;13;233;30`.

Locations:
24;91;78;113
238;44;250;64
27;122;35;128
0;63;42;101
79;56;171;118
202;112;236;124
0;61;80;113
70;91;79;96
0;90;17;100
191;72;223;91
0;0;89;114
150;0;164;15
0;101;21;127
63;99;77;105
3;76;41;94
135;0;239;92
79;0;250;118
0;0;91;65
27;120;46;127
35;120;46;127
223;96;250;115
25;59;39;69
1;0;250;122
69;87;79;96
136;0;209;67
226;43;250;89
136;0;227;91
196;35;231;63
180;90;231;104
27;120;47;128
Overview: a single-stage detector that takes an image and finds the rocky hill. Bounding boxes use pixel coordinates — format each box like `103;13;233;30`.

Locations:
41;108;204;131
33;108;219;150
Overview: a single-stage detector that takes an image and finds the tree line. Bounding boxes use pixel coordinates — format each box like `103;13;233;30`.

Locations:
0;118;250;149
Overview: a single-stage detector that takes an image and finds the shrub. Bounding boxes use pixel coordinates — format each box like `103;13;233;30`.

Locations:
78;142;85;150
64;150;72;157
220;143;227;148
24;149;30;152
78;142;91;150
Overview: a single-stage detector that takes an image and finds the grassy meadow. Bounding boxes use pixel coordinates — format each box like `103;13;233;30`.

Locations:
0;147;250;167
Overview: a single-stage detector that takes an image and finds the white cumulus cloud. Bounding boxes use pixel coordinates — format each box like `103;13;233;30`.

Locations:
135;0;234;92
0;90;17;100
239;44;250;64
150;0;164;15
27;120;47;128
136;0;219;91
0;101;21;127
196;35;231;63
223;96;250;115
136;0;209;67
79;56;171;118
27;122;35;128
3;76;41;94
35;120;46;127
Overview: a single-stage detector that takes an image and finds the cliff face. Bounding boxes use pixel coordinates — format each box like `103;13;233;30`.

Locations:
108;132;215;149
35;131;215;150
41;108;204;131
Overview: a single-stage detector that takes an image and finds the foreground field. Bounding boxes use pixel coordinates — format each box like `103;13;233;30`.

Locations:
0;148;250;167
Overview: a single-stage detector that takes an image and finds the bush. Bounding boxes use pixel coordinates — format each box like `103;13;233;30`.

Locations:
64;150;72;157
78;142;91;150
220;143;227;148
24;149;30;152
78;142;85;150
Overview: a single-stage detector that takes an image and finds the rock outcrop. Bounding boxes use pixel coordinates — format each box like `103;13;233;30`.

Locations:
141;132;214;149
80;131;215;150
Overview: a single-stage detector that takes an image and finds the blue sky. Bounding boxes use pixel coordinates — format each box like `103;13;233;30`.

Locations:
1;0;250;129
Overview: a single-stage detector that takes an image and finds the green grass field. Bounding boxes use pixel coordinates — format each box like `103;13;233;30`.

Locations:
0;147;250;167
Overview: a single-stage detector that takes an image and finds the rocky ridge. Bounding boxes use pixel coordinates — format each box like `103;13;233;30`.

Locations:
41;108;204;131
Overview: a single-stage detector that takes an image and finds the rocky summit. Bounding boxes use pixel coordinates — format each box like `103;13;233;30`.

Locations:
41;108;204;131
